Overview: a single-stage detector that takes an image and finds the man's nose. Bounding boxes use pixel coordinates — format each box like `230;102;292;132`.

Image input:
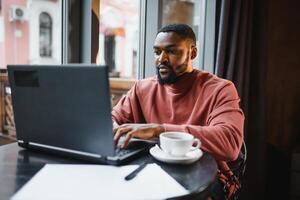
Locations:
158;51;168;63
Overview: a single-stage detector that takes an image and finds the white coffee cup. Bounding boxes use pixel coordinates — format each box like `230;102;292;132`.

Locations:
159;132;201;157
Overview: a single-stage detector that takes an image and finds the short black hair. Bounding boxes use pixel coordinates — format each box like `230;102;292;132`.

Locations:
157;23;196;45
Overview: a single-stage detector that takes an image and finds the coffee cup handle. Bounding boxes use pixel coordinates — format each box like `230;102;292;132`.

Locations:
193;138;201;149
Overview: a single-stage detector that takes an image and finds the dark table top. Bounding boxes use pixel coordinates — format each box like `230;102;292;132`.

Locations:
0;143;218;200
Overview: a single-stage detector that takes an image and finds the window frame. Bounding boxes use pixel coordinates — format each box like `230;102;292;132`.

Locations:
62;0;92;64
143;0;216;78
62;0;216;77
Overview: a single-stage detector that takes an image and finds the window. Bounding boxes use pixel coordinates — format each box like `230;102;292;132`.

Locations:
0;0;62;137
64;0;215;77
159;0;215;73
98;0;139;78
0;0;62;67
161;0;195;26
143;0;216;77
39;12;52;57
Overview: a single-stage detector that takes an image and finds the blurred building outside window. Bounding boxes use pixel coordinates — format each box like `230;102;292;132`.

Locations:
98;0;200;79
0;0;62;69
98;0;139;78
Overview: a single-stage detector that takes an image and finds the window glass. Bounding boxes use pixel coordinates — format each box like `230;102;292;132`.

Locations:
143;0;204;77
98;0;139;78
161;0;195;26
0;0;62;68
160;0;201;68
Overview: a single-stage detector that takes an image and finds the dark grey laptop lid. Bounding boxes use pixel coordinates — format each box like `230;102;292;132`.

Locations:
7;64;115;157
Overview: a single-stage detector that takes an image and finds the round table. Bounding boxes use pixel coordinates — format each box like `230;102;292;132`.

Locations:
0;143;218;200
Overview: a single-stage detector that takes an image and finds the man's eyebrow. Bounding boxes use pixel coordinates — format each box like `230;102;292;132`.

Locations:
153;44;177;49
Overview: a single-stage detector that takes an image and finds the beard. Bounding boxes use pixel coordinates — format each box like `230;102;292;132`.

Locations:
157;52;190;85
157;64;178;85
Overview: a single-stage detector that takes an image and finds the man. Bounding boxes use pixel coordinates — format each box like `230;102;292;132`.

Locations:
112;24;244;199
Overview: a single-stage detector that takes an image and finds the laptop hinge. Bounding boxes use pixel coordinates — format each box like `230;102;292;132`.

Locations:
18;140;29;148
27;142;102;159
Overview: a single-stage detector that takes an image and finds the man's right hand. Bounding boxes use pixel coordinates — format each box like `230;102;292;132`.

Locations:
113;123;165;148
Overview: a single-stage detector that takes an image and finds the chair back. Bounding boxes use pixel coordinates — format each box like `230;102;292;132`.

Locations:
227;140;247;199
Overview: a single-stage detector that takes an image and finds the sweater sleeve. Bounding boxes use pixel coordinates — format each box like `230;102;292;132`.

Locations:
163;82;244;162
111;83;145;124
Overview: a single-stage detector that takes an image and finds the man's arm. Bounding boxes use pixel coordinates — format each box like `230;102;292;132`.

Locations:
111;83;145;125
112;83;156;147
162;83;244;162
113;81;244;162
162;108;244;161
114;103;243;161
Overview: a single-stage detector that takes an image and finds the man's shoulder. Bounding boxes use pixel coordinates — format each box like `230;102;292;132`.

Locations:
134;76;159;91
194;69;235;91
136;76;157;85
194;69;230;83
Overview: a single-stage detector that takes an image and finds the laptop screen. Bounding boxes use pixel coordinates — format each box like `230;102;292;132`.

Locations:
8;64;115;157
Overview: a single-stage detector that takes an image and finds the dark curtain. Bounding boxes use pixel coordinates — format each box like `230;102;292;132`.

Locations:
214;0;268;199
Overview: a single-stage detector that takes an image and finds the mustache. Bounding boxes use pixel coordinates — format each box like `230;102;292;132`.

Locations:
157;63;172;69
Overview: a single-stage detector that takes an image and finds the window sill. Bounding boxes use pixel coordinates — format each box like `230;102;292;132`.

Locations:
109;78;136;91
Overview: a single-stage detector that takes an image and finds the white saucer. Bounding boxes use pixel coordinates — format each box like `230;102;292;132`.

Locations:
149;145;203;164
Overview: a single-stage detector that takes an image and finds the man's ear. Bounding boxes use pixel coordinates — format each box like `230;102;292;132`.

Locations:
191;46;197;60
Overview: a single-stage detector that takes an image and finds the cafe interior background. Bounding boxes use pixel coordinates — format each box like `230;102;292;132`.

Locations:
0;0;299;199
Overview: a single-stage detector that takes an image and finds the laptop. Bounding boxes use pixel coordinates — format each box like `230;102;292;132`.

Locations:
7;64;152;165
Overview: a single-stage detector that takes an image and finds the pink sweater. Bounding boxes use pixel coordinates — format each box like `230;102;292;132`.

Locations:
112;69;244;191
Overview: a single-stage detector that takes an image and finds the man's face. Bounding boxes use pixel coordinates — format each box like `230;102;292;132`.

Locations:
153;32;196;84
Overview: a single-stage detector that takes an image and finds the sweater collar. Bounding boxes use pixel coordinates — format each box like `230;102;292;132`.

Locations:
161;69;197;94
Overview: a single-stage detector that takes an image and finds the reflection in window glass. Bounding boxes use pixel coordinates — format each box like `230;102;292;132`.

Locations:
161;0;194;26
39;12;52;57
0;0;62;68
99;0;139;78
160;0;201;68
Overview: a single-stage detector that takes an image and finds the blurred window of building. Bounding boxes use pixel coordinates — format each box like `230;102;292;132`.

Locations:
98;0;139;78
39;12;52;57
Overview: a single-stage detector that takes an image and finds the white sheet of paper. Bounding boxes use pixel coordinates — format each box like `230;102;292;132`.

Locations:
11;163;188;200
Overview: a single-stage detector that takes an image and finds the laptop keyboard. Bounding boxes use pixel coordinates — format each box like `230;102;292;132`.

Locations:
115;148;135;157
112;139;156;159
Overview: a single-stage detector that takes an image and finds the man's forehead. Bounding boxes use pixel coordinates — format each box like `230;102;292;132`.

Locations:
154;32;186;48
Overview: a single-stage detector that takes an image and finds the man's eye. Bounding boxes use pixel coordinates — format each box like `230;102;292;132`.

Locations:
154;50;161;55
168;49;178;54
